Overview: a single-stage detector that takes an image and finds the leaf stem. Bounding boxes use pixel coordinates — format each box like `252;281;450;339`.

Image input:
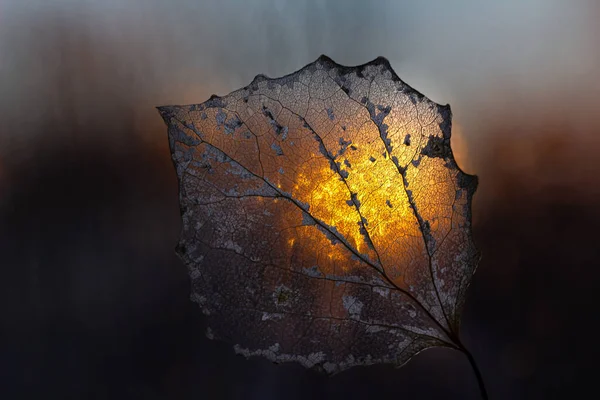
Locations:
458;342;489;400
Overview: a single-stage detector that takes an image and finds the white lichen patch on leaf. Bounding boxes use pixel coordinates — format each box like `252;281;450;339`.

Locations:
234;344;327;369
342;295;364;319
261;312;284;321
373;286;390;298
222;239;242;253
159;55;479;375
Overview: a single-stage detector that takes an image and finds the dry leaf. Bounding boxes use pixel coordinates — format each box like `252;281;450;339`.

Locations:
158;55;481;380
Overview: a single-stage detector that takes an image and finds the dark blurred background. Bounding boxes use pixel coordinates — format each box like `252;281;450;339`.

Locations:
1;1;599;399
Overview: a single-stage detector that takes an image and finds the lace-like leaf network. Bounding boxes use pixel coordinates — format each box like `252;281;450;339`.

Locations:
158;55;479;374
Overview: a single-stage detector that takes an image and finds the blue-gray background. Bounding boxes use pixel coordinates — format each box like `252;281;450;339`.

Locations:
1;1;599;399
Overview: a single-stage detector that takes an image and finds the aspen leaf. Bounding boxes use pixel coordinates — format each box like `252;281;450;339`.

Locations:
158;55;480;378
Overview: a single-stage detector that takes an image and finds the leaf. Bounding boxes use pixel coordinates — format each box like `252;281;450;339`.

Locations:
158;55;479;375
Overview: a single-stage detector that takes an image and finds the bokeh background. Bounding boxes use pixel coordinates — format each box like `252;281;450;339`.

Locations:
1;1;599;399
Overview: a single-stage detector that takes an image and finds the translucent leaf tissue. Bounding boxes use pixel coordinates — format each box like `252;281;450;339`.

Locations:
158;55;486;398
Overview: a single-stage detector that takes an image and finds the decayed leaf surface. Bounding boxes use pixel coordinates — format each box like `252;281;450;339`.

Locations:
158;55;479;374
